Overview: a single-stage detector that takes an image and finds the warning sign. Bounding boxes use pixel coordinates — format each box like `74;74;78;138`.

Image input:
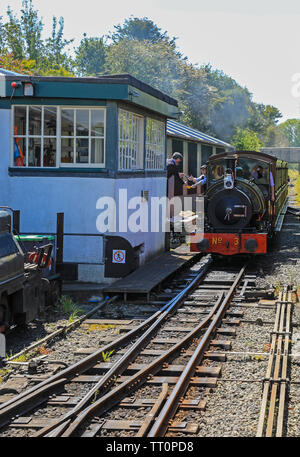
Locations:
112;250;126;264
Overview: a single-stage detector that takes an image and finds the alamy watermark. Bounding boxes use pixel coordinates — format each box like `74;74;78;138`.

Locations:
95;189;204;234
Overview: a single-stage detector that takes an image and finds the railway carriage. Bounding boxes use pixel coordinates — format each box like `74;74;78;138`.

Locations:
190;151;289;255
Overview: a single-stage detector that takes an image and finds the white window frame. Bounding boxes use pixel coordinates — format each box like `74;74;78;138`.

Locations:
145;117;166;171
60;106;106;168
11;105;106;169
118;108;144;171
11;105;58;168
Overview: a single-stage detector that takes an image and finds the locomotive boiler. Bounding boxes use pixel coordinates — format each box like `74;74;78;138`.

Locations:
190;151;289;255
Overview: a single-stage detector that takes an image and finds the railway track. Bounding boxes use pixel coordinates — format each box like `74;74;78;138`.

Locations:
256;287;292;437
0;257;258;437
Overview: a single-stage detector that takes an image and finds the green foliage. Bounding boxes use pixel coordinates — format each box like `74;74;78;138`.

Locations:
279;119;300;147
60;295;83;322
0;0;74;76
231;128;263;151
0;6;287;144
110;16;175;45
105;39;183;96
101;350;114;362
75;34;107;76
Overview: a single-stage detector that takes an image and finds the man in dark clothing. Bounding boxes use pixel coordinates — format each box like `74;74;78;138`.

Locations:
167;152;185;196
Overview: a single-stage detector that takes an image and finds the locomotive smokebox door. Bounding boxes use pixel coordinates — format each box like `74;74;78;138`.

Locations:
104;236;137;278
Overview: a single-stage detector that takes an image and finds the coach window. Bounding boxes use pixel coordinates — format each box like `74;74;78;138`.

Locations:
118;109;144;170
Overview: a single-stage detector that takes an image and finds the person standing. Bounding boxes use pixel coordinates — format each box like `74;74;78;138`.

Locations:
167;153;185;196
189;165;207;193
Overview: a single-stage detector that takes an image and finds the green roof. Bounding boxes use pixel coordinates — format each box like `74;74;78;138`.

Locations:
0;71;179;118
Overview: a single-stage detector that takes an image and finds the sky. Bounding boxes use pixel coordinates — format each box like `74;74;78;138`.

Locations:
3;0;300;122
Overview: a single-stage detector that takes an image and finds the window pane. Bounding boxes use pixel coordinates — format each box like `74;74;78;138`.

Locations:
61;109;74;136
43;138;56;167
91;138;104;164
13;137;26;166
76;110;89;137
28;138;41;167
76;138;89;163
91;110;104;136
61;138;74;163
29;106;42;135
44;107;57;136
14;106;26;136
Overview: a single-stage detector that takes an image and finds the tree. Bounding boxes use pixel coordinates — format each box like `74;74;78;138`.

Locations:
176;64;218;134
4;7;24;59
248;103;282;136
231;128;263;151
20;0;43;61
75;35;107;76
43;16;73;73
279;119;300;147
263;125;288;147
105;39;182;96
0;53;34;75
0;1;73;75
110;16;175;44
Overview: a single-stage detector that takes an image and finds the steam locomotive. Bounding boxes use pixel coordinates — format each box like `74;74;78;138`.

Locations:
0;208;60;328
190;151;289;255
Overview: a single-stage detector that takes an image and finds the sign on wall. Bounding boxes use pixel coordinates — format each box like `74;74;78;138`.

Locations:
112;249;126;264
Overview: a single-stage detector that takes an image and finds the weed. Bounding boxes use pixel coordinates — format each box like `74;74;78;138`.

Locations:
102;350;114;362
68;310;82;323
59;296;83;323
88;324;117;332
0;368;10;383
274;281;281;296
92;390;99;403
60;296;77;313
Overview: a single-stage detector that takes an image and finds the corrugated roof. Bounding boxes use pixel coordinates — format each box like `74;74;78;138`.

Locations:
167;119;232;148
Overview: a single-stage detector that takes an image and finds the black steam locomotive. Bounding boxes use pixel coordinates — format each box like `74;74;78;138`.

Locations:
0;208;60;327
191;151;289;255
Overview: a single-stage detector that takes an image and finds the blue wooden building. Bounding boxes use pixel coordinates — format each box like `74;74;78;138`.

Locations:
0;69;180;283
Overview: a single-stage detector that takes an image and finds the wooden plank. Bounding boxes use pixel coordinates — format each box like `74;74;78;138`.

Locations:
101;419;198;433
210;340;232;349
119;398;206;411
73;375;218;387
84;319;133;325
93;362;221;377
103;248;195;295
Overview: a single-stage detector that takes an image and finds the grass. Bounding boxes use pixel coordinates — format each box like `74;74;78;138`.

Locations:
5;345;51;363
59;295;83;323
289;169;300;206
101;350;114;362
88;323;117;332
0;367;10;383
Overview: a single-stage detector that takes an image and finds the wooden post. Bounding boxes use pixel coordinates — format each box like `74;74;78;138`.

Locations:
12;210;20;233
56;213;64;264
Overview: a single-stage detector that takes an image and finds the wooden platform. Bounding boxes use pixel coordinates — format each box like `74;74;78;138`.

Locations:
103;245;197;301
